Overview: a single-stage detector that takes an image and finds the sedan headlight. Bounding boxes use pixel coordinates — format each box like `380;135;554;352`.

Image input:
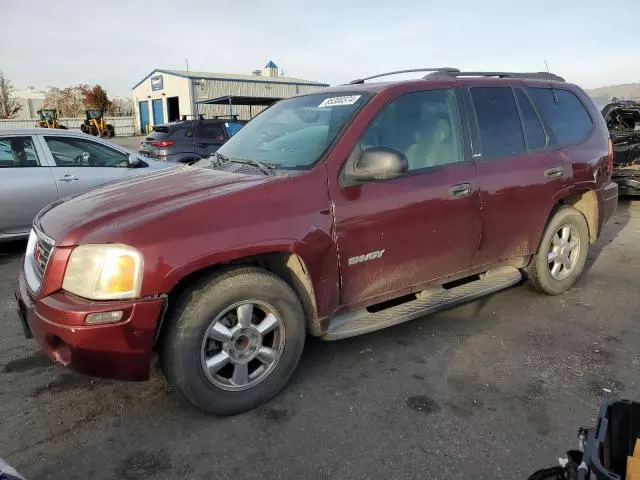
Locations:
62;245;143;300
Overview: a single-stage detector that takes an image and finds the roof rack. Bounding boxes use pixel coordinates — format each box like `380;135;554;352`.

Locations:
349;68;460;84
425;71;565;82
212;114;239;120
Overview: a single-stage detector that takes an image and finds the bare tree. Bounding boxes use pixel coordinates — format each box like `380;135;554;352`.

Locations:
0;72;22;119
109;97;134;116
43;86;85;117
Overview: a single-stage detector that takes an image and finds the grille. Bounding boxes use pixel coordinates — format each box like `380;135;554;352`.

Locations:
25;227;55;291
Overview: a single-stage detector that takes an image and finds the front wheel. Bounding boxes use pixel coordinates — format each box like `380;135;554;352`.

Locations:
526;206;590;295
161;267;306;415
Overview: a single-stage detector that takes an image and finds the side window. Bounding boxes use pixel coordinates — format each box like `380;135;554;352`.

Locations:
358;89;463;172
527;88;593;146
225;121;244;137
515;89;546;149
44;137;129;167
471;87;525;158
196;123;225;143
0;136;41;168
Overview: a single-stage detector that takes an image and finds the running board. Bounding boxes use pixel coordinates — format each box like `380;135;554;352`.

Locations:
322;266;522;341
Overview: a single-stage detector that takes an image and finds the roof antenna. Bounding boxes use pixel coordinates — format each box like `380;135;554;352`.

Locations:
545;59;559;103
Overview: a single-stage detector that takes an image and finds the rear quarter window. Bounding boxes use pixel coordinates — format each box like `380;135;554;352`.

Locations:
527;88;593;146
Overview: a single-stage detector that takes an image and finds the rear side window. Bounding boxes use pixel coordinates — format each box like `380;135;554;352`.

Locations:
0;136;41;168
527;88;593;146
471;87;525;158
225;121;244;137
196;123;225;142
515;89;546;149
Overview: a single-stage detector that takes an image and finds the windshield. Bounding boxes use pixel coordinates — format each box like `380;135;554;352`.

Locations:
217;92;369;169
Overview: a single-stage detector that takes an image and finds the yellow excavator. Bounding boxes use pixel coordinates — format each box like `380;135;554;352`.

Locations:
36;109;67;129
80;108;115;137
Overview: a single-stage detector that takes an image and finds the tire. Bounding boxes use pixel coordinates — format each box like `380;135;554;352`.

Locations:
161;267;306;415
89;125;98;136
526;206;589;295
80;124;87;134
59;125;68;130
107;125;115;138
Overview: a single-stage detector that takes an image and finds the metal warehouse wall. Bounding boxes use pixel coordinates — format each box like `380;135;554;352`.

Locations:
195;79;326;120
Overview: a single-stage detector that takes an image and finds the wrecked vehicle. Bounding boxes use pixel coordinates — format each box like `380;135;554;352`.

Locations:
602;99;640;195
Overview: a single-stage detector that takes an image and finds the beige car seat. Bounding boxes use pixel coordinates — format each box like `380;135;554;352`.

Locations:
406;117;453;170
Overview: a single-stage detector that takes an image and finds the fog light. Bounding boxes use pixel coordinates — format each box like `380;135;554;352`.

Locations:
86;310;123;324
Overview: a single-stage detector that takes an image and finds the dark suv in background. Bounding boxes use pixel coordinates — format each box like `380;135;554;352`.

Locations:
139;115;245;164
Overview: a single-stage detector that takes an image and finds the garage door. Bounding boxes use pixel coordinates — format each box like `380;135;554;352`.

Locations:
152;99;164;126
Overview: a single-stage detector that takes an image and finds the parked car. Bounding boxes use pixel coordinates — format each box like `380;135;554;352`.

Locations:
601;100;640;195
0;129;174;242
139;115;246;164
16;69;618;416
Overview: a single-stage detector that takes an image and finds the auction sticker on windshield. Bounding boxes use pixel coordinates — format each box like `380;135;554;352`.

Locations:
318;95;361;108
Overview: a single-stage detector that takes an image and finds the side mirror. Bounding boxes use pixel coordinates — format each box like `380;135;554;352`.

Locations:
345;147;408;182
128;154;140;167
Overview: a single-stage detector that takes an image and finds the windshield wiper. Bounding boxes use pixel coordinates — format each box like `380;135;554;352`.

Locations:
215;152;276;176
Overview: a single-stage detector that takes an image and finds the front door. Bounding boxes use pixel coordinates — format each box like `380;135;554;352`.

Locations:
152;99;164;126
41;135;132;198
330;88;481;308
0;135;58;235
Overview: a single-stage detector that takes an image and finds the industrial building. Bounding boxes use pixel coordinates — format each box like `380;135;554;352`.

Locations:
131;61;329;134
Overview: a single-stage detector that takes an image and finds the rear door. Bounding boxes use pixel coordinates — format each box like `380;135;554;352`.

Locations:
464;86;580;268
0;135;58;235
40;135;132;198
330;88;481;308
195;122;226;157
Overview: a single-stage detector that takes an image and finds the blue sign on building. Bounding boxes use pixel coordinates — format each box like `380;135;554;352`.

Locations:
151;75;163;91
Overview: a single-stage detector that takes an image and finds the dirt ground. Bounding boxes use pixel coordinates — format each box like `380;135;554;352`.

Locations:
0;200;638;480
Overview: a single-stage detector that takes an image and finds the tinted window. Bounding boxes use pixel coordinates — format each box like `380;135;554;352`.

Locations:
359;89;463;171
515;89;546;149
225;121;244;137
196;123;225;142
44;137;129;167
527;88;593;146
0;136;41;168
471;87;525;158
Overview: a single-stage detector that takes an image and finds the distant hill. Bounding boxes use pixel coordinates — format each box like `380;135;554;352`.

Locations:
585;83;640;109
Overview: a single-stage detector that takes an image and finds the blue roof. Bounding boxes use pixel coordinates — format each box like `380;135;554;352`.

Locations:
265;60;278;69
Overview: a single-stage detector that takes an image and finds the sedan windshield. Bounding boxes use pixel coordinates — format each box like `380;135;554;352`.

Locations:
216;92;370;170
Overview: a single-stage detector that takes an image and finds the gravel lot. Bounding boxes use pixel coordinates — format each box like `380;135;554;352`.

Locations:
1;200;638;480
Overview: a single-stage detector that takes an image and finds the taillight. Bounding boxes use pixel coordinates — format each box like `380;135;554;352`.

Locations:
607;138;613;175
150;140;175;148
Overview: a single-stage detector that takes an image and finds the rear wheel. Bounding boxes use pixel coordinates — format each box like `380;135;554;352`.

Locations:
89;125;99;136
161;267;306;415
527;206;589;295
107;125;115;138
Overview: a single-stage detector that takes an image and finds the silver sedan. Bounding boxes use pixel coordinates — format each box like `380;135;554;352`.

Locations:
0;128;174;242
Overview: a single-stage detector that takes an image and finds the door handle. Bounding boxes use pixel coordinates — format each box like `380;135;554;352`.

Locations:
58;174;79;182
544;166;564;178
449;183;473;198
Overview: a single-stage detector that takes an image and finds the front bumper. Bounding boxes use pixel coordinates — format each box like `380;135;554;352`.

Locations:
612;169;640;196
17;263;165;381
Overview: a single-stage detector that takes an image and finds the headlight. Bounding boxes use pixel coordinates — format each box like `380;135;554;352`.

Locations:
62;245;143;300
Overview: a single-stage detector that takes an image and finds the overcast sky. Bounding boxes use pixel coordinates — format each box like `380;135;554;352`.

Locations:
1;0;638;96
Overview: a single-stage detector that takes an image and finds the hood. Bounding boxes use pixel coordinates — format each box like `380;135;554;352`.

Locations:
37;166;281;246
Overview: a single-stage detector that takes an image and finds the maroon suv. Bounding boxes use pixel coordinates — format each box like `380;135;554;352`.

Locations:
16;68;618;415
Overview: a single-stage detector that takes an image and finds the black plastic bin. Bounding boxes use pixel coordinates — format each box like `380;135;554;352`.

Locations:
584;399;640;479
